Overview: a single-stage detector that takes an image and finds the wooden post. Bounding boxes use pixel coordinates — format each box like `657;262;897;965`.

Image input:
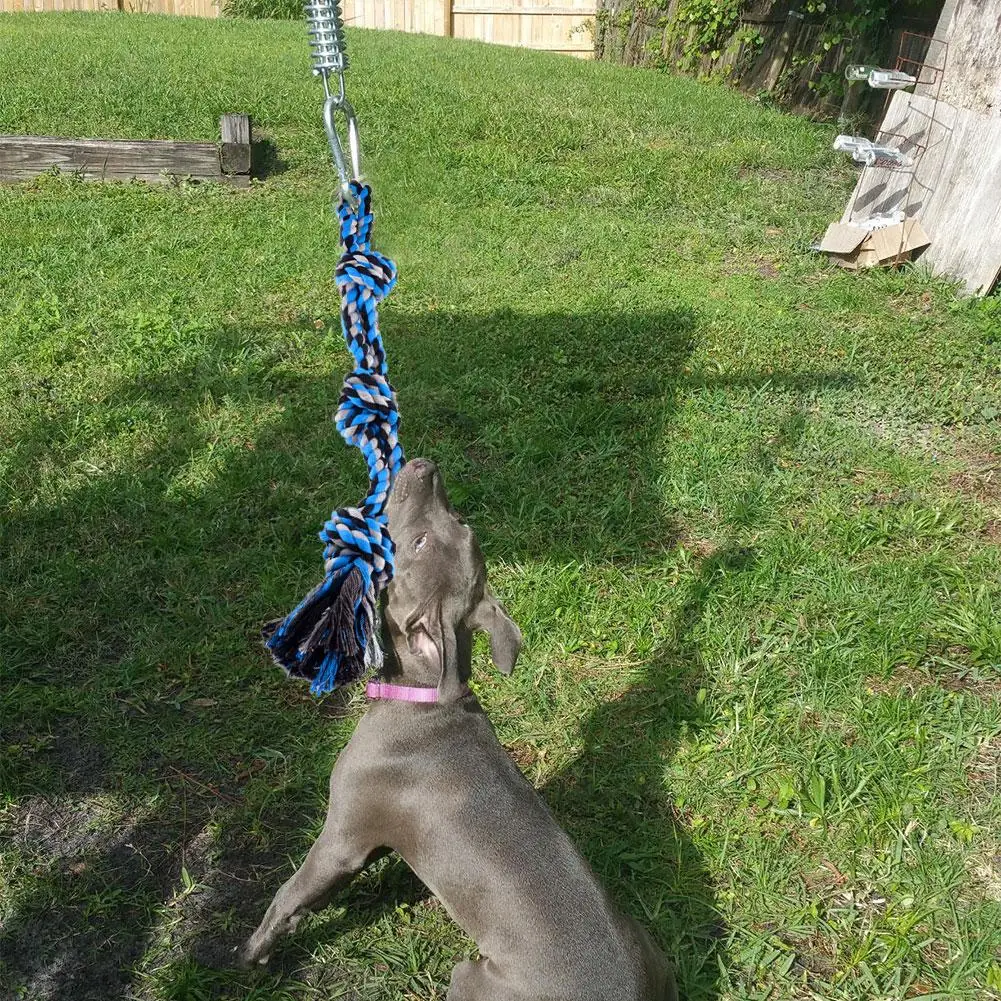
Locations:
763;9;801;93
443;0;453;37
219;113;252;177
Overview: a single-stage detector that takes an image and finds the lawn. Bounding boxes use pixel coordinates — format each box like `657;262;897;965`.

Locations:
1;11;1000;1001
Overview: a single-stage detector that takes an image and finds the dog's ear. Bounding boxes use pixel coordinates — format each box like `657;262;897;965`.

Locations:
406;600;467;702
467;588;522;675
407;610;441;668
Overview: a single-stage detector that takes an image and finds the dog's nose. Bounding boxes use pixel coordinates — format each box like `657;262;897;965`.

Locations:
406;458;433;480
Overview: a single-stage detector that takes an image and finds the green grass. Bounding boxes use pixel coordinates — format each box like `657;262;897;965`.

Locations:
2;11;1000;1001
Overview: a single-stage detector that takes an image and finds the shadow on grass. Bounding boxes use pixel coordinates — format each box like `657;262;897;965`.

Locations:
541;407;810;1001
541;587;735;999
1;307;849;999
251;137;288;180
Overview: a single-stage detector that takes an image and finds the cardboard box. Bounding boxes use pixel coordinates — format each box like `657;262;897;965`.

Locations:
816;218;931;270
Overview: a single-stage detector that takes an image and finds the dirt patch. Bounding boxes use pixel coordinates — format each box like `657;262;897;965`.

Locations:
798;707;824;731
721;248;782;279
917;935;953;972
760;923;838;988
551;654;641;689
3;722;110;802
0;807;197;1001
504;741;539;772
868;655;1001;700
3;796;143;865
866;419;946;457
0;774;315;1001
982;518;1001;543
787;933;838;979
676;529;719;560
968;853;1001;902
463;443;503;469
968;735;1001;788
737;166;795;183
800;860;848;894
948;450;1001;503
889;290;936;317
868;644;1001;700
862;487;908;508
753;257;781;279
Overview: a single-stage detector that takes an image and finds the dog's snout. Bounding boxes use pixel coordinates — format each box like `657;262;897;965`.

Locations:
391;458;440;507
402;458;437;484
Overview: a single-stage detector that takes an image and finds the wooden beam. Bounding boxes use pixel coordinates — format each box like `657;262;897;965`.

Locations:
0;135;222;183
0;113;255;186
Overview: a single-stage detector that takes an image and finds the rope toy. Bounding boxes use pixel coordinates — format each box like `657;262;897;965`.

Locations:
263;182;402;695
263;4;403;695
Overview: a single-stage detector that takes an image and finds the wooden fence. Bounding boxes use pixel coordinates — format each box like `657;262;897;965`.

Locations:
596;0;943;116
342;0;596;56
1;0;220;12
0;0;596;56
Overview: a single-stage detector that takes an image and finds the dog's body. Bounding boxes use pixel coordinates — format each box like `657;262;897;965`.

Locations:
240;459;678;1001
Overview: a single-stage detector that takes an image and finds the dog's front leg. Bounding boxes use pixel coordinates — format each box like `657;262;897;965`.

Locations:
237;827;376;968
238;754;383;969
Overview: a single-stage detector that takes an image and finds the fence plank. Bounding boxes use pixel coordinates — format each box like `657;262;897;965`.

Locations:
1;0;219;11
338;0;595;54
452;5;594;14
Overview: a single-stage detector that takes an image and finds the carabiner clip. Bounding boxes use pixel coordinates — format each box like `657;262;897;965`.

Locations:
322;93;361;207
305;0;360;208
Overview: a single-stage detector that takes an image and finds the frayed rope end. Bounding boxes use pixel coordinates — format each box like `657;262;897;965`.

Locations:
261;565;377;695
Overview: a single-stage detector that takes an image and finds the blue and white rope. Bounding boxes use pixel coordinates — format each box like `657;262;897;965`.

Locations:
262;181;403;694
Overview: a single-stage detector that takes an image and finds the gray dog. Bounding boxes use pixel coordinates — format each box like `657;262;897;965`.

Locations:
239;458;678;1001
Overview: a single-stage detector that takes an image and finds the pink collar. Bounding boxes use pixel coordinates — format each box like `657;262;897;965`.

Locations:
365;680;469;703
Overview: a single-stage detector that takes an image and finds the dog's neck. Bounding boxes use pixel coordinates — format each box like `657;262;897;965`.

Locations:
380;645;436;687
378;626;473;695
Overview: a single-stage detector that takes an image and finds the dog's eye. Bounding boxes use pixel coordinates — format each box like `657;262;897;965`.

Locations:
413;533;428;553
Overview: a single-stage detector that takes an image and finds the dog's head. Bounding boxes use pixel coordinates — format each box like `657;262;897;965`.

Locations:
382;458;521;702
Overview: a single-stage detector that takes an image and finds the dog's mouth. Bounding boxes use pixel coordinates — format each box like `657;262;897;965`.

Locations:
392;457;440;505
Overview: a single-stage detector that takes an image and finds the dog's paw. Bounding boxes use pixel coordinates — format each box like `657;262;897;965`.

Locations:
233;942;270;970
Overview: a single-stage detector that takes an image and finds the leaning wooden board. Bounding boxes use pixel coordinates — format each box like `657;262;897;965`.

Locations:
0;114;252;187
838;0;1001;295
842;92;1001;296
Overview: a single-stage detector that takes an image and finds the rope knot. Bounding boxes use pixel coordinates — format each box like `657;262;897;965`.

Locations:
336;250;397;302
337;180;375;252
336;372;399;443
322;500;395;587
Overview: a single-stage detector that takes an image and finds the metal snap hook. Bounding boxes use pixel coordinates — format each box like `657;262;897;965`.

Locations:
306;0;361;208
323;95;362;207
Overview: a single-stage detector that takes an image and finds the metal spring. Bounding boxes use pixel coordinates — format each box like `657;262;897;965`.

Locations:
305;0;348;76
